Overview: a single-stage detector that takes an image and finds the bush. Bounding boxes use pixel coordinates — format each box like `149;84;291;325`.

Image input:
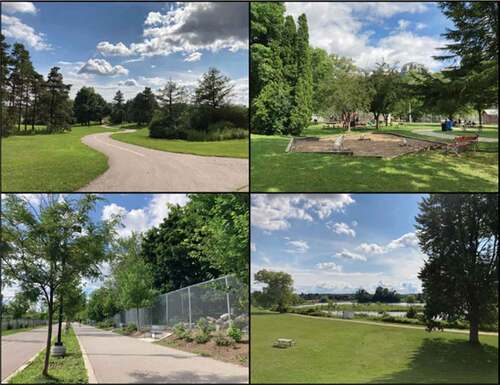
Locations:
194;332;211;344
196;318;215;335
214;331;233;346
406;306;418;319
173;323;187;339
96;319;114;329
183;330;194;342
227;324;242;343
123;323;137;334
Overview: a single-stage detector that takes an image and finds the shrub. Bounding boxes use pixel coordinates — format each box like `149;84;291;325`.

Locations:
173;323;187;339
194;332;211;344
96;319;114;329
227;324;242;343
196;318;215;336
183;330;194;342
406;306;418;319
124;323;137;334
214;331;233;346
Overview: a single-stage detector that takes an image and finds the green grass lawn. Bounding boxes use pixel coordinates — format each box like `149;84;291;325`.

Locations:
2;326;45;336
251;314;498;383
293;303;423;312
251;133;498;192
8;326;87;384
1;125;117;191
431;129;498;139
111;127;249;158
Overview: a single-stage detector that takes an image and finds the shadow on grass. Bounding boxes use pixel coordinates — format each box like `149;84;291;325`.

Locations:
370;338;498;384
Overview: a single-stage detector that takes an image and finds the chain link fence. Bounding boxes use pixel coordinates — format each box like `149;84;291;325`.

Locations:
2;318;48;330
113;275;248;332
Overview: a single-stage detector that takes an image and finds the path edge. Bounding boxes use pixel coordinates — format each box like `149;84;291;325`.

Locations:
74;325;98;384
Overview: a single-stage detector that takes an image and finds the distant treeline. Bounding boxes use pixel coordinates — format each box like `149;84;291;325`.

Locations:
299;290;424;303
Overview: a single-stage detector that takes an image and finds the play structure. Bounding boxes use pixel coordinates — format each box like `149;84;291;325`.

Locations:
286;133;445;159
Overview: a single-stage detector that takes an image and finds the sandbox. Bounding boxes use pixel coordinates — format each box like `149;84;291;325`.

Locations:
287;133;445;159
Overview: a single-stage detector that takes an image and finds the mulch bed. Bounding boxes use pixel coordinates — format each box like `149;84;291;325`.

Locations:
157;335;249;367
288;133;444;159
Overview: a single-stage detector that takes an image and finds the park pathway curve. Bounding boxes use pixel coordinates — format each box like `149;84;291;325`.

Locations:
412;128;498;143
73;324;248;384
1;326;57;382
78;130;249;192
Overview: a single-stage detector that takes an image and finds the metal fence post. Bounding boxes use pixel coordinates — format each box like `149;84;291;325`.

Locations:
225;276;231;321
188;286;192;328
166;294;169;328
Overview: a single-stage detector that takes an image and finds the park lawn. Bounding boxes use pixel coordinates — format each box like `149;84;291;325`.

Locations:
431;128;498;139
111;127;249;158
293;303;423;313
250;134;498;192
8;326;87;384
1;125;117;191
2;326;45;336
251;314;498;384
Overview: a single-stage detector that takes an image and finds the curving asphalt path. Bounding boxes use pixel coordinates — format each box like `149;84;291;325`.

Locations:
78;130;249;192
1;326;56;382
73;324;248;384
412;128;498;143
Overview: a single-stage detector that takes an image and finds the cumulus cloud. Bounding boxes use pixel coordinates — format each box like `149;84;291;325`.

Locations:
357;232;419;254
286;240;309;254
251;194;354;231
78;59;129;76
2;2;37;14
1;15;51;50
118;79;139;87
101;194;189;238
328;222;356;237
397;19;410;30
96;2;247;58
97;41;133;57
286;2;445;71
335;249;367;262
184;51;202;62
316;262;343;272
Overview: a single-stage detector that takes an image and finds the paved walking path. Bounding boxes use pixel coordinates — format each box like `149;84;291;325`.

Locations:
1;326;56;382
292;313;499;336
73;324;248;383
412;128;498;143
79;130;249;192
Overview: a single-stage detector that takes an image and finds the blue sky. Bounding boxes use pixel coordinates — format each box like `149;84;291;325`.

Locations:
1;193;189;301
251;194;426;294
286;2;453;71
1;2;248;103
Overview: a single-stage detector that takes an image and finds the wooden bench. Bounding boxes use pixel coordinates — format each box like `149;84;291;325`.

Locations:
273;338;296;348
446;135;479;155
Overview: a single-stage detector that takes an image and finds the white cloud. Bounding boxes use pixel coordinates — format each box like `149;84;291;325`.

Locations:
335;249;367;262
98;3;248;58
286;2;444;71
328;222;356;237
231;77;248;106
97;41;133;57
2;2;37;14
1;14;51;50
184;51;202;62
251;194;354;231
101;194;189;238
416;22;427;30
286;240;309;254
397;19;410;30
78;59;129;76
139;76;167;87
118;79;139;87
357;232;419;254
251;242;256;252
316;262;343;272
122;57;145;64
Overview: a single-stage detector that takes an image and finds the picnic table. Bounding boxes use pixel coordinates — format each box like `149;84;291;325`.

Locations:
273;338;296;348
446;135;479;155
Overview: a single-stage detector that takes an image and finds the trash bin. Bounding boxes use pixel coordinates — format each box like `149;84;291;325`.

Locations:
441;122;446;131
446;119;453;131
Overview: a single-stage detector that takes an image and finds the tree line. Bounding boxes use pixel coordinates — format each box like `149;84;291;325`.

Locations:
250;2;498;135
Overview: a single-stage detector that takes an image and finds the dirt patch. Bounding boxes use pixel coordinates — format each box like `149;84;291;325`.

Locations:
156;335;248;367
288;133;444;159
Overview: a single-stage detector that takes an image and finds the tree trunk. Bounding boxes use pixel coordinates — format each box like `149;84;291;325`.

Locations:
375;113;380;130
136;307;140;331
43;290;54;376
56;295;64;345
469;318;480;345
477;109;483;130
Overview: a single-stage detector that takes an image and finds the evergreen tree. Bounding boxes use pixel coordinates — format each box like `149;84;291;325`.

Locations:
0;34;14;136
130;87;157;125
74;87;96;126
194;67;234;110
288;13;313;135
110;90;125;125
43;67;72;133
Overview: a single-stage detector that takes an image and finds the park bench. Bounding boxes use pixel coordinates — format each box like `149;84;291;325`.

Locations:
446;135;479;155
273;338;296;348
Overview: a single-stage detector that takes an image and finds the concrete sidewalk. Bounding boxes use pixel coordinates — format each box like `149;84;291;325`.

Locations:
1;326;56;382
73;324;248;383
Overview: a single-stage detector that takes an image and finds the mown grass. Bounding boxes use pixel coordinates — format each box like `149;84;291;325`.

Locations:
1;125;117;191
8;326;87;384
2;326;45;336
431;128;498;139
111;127;249;158
293;303;424;312
251;313;499;383
250;132;498;192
